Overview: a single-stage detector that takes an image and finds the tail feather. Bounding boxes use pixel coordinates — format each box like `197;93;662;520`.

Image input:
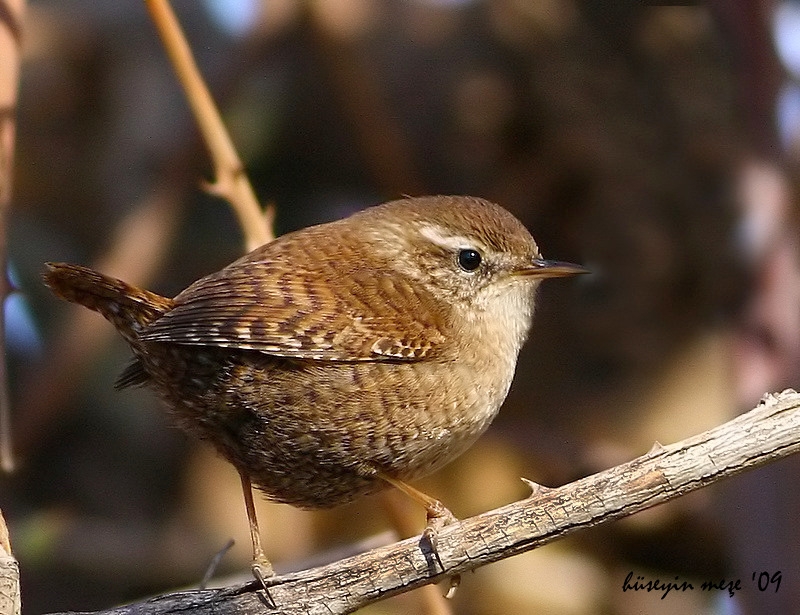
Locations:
43;262;175;340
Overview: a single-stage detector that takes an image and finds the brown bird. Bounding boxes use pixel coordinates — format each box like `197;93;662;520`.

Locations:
44;195;585;586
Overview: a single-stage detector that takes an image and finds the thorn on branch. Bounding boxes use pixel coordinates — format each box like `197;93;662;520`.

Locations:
759;388;798;407
647;441;665;456
520;477;551;497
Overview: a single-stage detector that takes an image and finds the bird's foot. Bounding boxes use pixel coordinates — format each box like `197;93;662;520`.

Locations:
251;554;276;607
422;501;461;598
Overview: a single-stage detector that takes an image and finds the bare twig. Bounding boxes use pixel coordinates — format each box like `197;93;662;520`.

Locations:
45;389;800;615
144;0;272;251
0;0;27;473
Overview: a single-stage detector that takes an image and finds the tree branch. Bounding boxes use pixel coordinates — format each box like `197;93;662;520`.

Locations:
143;0;273;251
47;389;800;615
0;0;26;474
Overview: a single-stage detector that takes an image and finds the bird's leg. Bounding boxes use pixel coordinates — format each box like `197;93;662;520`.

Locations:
239;471;275;590
388;479;456;546
380;474;461;596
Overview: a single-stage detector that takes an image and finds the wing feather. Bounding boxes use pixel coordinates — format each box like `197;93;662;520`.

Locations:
140;225;449;361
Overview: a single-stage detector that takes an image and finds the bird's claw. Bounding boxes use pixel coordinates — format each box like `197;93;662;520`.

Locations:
251;558;276;607
422;506;461;597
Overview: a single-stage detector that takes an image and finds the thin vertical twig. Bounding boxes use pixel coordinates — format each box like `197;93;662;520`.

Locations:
144;0;273;251
0;4;25;611
0;0;27;473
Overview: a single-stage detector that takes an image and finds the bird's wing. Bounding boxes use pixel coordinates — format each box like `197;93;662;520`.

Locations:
140;247;449;362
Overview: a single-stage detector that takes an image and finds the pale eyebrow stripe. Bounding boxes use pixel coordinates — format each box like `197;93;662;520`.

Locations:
419;225;486;252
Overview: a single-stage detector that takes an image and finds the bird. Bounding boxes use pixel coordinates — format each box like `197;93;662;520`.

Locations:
43;194;586;587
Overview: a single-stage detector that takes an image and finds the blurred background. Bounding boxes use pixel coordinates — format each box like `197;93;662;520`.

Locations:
4;0;800;613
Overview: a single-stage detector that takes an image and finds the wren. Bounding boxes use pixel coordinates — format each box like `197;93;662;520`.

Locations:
44;195;585;585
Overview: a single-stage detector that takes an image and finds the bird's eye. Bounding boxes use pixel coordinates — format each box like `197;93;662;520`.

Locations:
457;248;482;271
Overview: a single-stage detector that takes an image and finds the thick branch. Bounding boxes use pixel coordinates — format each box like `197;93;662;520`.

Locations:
48;389;800;615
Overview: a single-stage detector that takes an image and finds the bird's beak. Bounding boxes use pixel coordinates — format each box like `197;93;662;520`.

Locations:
515;258;589;278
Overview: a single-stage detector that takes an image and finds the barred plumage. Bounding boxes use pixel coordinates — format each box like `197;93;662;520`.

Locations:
44;195;585;576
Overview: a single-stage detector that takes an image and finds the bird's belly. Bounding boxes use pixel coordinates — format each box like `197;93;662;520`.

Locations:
144;346;512;508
